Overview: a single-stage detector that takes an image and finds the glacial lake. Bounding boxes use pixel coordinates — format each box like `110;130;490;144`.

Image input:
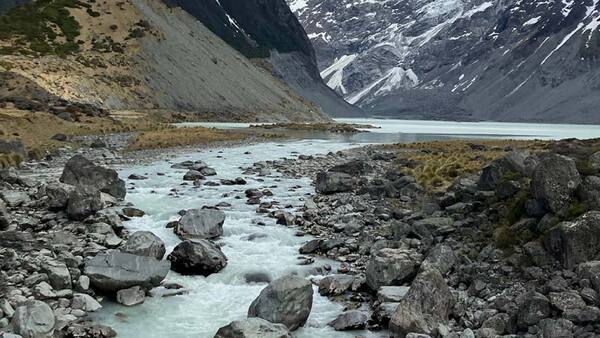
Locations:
95;119;599;338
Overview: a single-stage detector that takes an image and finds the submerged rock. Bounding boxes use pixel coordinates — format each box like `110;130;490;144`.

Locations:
116;286;146;306
167;240;227;276
214;318;291;338
175;208;226;240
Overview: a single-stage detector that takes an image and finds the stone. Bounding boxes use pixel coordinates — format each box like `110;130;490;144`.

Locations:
577;261;600;295
329;159;371;175
378;286;410;303
516;291;550;329
0;139;27;160
11;300;55;338
40;183;72;210
213;318;291;338
248;274;313;330
544;211;600;269
366;248;423;291
42;259;71;290
577;176;600;209
84;250;170;292
122;207;145;217
328;311;368;331
71;293;102;312
299;239;322;254
167;239;227;276
60;155;126;199
538;318;573;338
420;244;457;275
121;231;166;260
548;291;586;312
531;153;581;213
67;186;104;221
183;170;204;181
315;172;353;194
175;209;226;240
0;190;30;207
127;174;147;180
318;274;355;296
116;286;145;306
562;306;600;323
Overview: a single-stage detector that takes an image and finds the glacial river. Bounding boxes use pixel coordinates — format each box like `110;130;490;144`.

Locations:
96;119;600;337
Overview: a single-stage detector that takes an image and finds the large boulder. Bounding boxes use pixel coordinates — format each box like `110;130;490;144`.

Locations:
576;261;600;295
175;209;226;240
318;274;355;296
11;300;56;338
42;259;72;290
60;155;126;200
477;151;537;190
67;186;104;221
315;172;353;194
167;240;227;276
214;318;291;338
328;311;368;331
83;250;170;292
366;248;423;291
329;159;371;176
531;154;581;213
121;231;166;260
420;244;457;275
248;274;313;330
389;269;453;338
39;183;72;210
577;176;600;209
516;291;550;329
544;211;600;269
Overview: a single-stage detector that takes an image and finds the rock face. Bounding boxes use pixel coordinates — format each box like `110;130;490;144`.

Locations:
121;231;166;260
366;248;423;291
531;154;581;213
175;209;226;240
544;211;600;269
66;186;104;221
315;172;353;194
213;318;291;338
167;240;227;276
60;155;126;200
11;300;56;338
84;251;170;292
248;275;313;330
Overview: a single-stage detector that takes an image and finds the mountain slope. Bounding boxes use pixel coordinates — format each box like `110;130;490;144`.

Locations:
0;0;328;122
163;0;361;117
290;0;600;123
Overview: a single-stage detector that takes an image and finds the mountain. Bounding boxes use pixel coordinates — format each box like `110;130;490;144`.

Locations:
0;0;329;122
163;0;361;117
289;0;600;124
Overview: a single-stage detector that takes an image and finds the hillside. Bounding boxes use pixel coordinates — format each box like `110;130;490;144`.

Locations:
0;0;328;122
289;0;600;124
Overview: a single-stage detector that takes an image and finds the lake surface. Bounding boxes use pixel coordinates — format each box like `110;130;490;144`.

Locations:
97;119;599;338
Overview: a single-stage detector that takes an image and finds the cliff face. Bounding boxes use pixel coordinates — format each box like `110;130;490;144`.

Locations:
0;0;328;122
163;0;361;117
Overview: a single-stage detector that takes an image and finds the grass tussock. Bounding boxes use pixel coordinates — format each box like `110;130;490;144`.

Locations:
126;126;258;151
384;139;549;191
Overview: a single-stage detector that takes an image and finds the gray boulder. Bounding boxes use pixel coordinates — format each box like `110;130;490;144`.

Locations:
576;261;600;294
329;159;371;175
183;170;204;181
538;318;573;338
477;151;536;190
121;231;166;260
420;244;457;275
116;286;145;306
0;190;30;208
67;186;104;221
544;211;600;269
248;274;313;330
315;172;353;194
11;300;55;338
328;310;368;331
40;183;72;210
577;176;600;209
516;291;550;329
167;239;227;276
214;318;291;338
84;250;170;292
377;286;410;303
318;274;355;296
531;154;581;213
41;259;71;290
175;209;226;240
366;248;423;291
60;155;126;200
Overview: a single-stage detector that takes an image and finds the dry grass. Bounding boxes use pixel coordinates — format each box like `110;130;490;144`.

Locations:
382;139;550;191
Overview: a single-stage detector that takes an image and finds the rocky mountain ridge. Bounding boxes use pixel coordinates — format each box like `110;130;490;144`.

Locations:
289;0;600;123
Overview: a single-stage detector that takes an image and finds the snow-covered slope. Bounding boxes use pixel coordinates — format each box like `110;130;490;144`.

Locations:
289;0;600;123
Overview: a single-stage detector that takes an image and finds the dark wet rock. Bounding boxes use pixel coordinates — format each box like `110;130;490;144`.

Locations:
315;172;353;194
84;250;170;292
183;170;204;181
329;159;371;176
531;154;581;213
127;174;147;180
122;207;145;218
121;231;166;260
175;208;226;240
90;138;108;148
51;133;68;142
11;300;55;338
213;318;291;338
245;272;271;284
299;239;322;254
60;155;126;199
116;286;145;306
167;239;227;276
318;274;355;296
516;291;550;329
248;274;313;330
171;160;208;170
328;310;368;331
200;167;217;176
544;211;600;269
366;248;423;291
67;186;104;221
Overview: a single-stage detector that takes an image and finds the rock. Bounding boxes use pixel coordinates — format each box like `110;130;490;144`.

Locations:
420;244;457;275
213;318;291;338
299;239;322;254
516;291;550;329
84;250;170;292
576;261;600;295
127;174;147;180
538;318;573;338
315;172;353;194
366;248;423;291
175;209;226;240
71;293;102;312
122;207;145;217
0;190;30;207
548;291;586;312
328;311;368;331
378;286;410;302
121;231;166;260
577;175;600;209
167;240;227;276
0;139;27;160
90;138;108;148
389;269;453;338
40;183;72;210
248;274;313;330
245;272;271;284
63;323;117;338
318;274;355;296
183;170;204;181
200;167;217;176
11;300;55;338
51;133;68;142
67;186;104;221
544;211;600;269
60;155;126;199
116;286;145;306
42;259;71;290
477;151;536;190
329;159;371;175
531;154;581;213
